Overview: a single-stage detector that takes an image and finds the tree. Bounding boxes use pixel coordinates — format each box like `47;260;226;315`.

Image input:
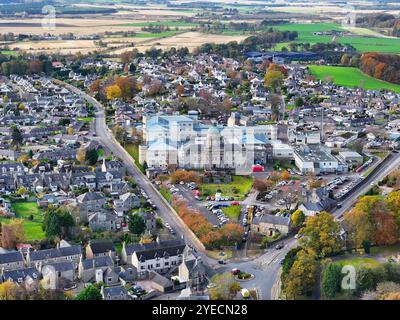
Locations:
291;209;305;228
76;147;86;164
209;273;241;300
16;186;27;197
283;249;319;299
85;149;98;166
1;219;25;249
253;179;272;193
129;63;136;73
344;196;399;248
43;206;75;239
128;214;146;235
115;76;137;100
321;263;342;298
67;127;74;135
264;69;283;92
281;170;290;180
106;85;122;100
11;125;23;150
112;125;128;145
0;281;24;300
74;285;102;300
299;211;342;257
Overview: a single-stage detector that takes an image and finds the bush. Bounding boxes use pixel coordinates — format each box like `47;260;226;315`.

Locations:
321;263;342;299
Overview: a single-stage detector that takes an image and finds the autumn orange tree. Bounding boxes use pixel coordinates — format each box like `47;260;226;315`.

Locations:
170;170;200;184
343;195;399;248
299;211;342;257
106;85;122;100
1;219;26;249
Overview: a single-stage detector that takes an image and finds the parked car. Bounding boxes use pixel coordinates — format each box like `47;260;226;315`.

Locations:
231;268;240;275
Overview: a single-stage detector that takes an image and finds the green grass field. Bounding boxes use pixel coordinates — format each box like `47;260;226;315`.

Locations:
134;31;182;38
159;187;172;203
308;65;400;93
77;117;94;122
125;143;145;173
334;257;381;269
222;205;241;220
272;23;400;53
200;176;253;200
0;51;18;56
0;202;46;241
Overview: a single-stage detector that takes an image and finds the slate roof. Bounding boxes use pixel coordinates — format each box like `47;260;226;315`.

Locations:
3;267;41;282
45;261;74;272
125;239;186;261
81;256;113;270
0;251;24;264
87;240;115;254
102;285;128;299
252;214;291;226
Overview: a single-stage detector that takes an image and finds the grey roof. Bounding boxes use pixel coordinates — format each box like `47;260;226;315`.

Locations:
253;214;291;227
44;261;74;272
29;248;61;261
125;239;186;261
87;240;115;254
77;191;105;203
81;256;113;270
59;245;82;256
149;270;173;288
102;285;128;299
3;267;41;282
0;251;24;264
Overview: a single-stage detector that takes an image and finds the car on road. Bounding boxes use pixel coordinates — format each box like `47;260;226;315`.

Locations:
231;268;240;275
294;234;303;239
231;201;240;206
218;260;227;265
275;244;284;250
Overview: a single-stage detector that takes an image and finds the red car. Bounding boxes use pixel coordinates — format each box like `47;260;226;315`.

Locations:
252;164;264;172
231;268;241;275
231;201;240;206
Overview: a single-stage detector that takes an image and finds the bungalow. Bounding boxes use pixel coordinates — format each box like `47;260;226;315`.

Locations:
251;214;291;236
101;285;131;300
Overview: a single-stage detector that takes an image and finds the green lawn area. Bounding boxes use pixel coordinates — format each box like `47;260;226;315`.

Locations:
159;187;172;203
200;176;253;200
271;22;400;53
334;257;381;269
0;51;18;56
134;31;182;38
2;202;46;241
77;117;94;122
120;21;198;27
125;143;145;173
308;66;400;93
222;205;241;220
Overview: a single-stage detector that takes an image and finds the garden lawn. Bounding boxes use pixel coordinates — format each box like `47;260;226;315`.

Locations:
334;257;381;269
200;176;253;200
309;66;400;93
222;206;241;220
125;143;145;173
77;117;94;122
8;202;45;241
272;22;400;53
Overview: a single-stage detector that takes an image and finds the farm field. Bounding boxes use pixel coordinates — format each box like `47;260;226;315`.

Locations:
272;23;400;53
113;31;249;54
308;65;400;93
0;202;46;241
118;21;198;28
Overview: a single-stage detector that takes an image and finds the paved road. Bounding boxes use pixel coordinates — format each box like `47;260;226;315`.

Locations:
333;152;400;219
